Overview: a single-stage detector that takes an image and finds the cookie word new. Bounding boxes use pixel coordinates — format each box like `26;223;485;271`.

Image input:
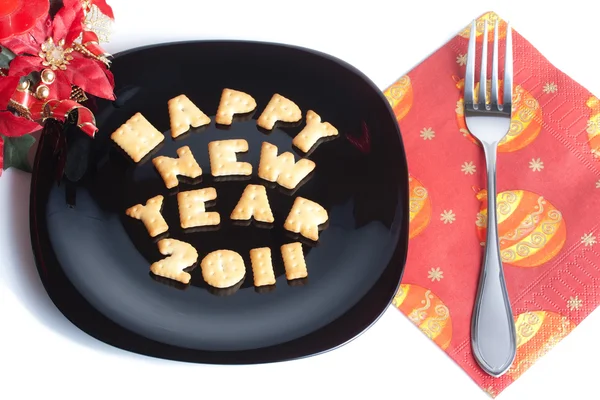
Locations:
111;89;339;293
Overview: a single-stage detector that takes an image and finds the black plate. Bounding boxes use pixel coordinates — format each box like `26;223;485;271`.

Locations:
30;41;409;364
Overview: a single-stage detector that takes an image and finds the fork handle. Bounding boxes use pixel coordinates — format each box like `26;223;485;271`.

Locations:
471;142;517;377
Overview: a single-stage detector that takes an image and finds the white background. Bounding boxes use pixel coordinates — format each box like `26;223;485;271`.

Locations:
1;0;599;398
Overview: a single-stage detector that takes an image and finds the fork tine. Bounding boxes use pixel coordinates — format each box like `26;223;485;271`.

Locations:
465;20;476;106
478;20;488;108
491;21;499;108
503;22;513;108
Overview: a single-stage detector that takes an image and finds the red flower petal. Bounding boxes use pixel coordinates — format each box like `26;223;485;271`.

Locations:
0;76;19;109
104;67;115;87
7;55;41;77
92;0;115;20
53;0;85;46
54;70;73;100
0;16;49;54
0;136;4;173
0;0;48;41
0;111;41;137
63;55;115;100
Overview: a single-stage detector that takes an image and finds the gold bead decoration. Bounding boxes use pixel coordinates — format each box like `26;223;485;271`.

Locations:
17;80;30;91
36;85;50;99
41;69;56;84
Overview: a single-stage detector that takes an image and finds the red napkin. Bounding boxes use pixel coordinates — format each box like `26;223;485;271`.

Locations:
385;11;600;397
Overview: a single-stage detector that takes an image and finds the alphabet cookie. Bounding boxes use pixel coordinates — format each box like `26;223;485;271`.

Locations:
258;142;315;190
230;184;274;223
257;93;302;130
208;139;252;177
215;88;257;125
152;145;203;189
110;112;164;162
292;110;338;153
125;195;169;237
168;94;211;138
284;197;328;241
177;188;220;229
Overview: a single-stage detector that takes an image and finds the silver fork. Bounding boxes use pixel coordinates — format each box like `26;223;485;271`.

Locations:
464;19;517;377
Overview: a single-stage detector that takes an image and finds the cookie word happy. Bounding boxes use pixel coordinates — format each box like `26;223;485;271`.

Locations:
111;89;339;292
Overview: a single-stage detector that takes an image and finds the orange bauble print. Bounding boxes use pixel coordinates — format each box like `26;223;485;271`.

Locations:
458;11;508;42
408;174;431;239
455;78;542;152
507;311;574;380
393;284;453;350
383;75;413;122
585;96;600;159
475;189;567;268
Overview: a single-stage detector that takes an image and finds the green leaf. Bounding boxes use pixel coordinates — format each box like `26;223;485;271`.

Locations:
2;134;36;173
0;46;16;69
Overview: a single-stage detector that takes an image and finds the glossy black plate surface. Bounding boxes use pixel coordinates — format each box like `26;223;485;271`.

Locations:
30;40;409;364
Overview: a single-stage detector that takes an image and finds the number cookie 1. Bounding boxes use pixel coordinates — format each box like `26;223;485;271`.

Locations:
281;242;308;280
150;239;199;284
249;247;276;287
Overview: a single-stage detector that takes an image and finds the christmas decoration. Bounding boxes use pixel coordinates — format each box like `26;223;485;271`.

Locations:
475;188;567;268
0;0;115;175
408;174;431;239
383;74;413;122
585;96;600;159
392;283;453;350
455;79;543;153
507;311;574;380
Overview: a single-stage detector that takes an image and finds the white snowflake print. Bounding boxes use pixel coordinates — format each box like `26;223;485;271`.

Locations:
581;232;597;247
440;210;456;224
427;267;444;282
456;53;467;66
461;161;476;175
529;158;544;172
542;82;558;94
420;127;435;140
567;296;583;311
592;148;600;159
596;179;600;189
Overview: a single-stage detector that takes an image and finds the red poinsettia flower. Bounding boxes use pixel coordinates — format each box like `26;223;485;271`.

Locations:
0;0;49;40
87;0;115;19
2;0;115;101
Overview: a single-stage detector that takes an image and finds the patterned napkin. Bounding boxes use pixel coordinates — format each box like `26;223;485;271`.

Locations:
384;11;600;397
